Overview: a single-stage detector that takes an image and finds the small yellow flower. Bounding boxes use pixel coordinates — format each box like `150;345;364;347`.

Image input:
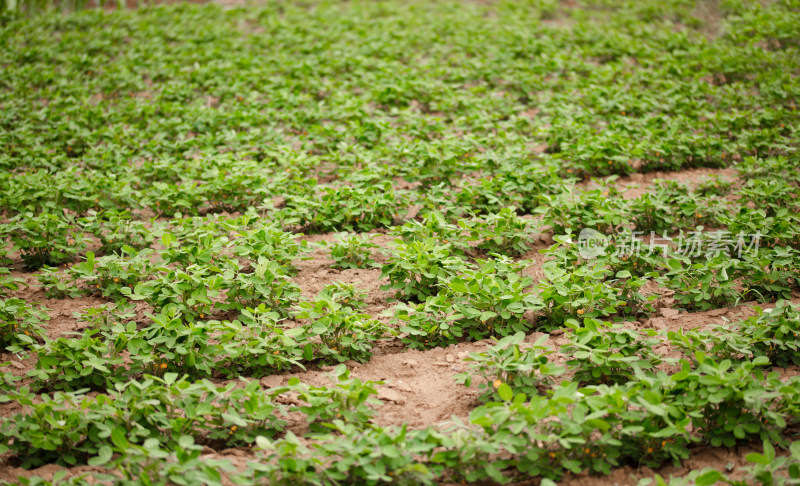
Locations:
160;363;168;370
493;379;503;389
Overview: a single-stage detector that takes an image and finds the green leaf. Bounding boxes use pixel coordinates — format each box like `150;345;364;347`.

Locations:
694;469;724;486
162;232;176;248
497;383;513;401
88;445;113;466
562;459;582;474
110;427;129;449
449;279;469;294
745;452;769;465
762;440;775;461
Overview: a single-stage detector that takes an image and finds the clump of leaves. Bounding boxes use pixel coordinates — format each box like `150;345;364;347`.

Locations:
737;246;800;302
660;254;742;311
455;331;564;402
283;182;409;233
36;266;84;299
5;212;87;269
30;328;126;391
296;283;391;363
695;175;733;197
561;318;664;385
0;298;48;351
279;364;383;432
691;301;800;367
326;233;378;270
78;210;155;256
536;183;627;236
380;238;467;302
397;258;542;348
233;224;308;272
462;207;533;257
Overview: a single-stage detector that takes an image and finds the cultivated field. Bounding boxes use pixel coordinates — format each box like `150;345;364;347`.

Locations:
1;0;800;484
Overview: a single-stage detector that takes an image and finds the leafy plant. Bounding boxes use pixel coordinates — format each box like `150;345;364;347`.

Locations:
5;212;87;269
670;356;786;448
390;211;466;251
280;365;383;433
455;331;564;401
216;305;306;376
397;258;542;348
225;257;302;318
36;266;84;299
561;318;664;385
0;374;288;468
660;254;742;311
121;264;226;321
232;224;308;273
78;210;155;256
536;255;653;329
30;328;126;391
686;301;800;367
282;182;409;233
296;284;391;363
462;207;534;256
536;183;628;235
326;233;378;270
0;298;48;351
695;175;733;197
737;246;800;302
442;257;542;340
380;238;467;302
69;248;157;299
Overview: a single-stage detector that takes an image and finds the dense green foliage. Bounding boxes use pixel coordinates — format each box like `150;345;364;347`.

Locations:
1;0;799;483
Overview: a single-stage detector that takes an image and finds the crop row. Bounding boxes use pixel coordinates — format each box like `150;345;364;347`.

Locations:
3;303;800;484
